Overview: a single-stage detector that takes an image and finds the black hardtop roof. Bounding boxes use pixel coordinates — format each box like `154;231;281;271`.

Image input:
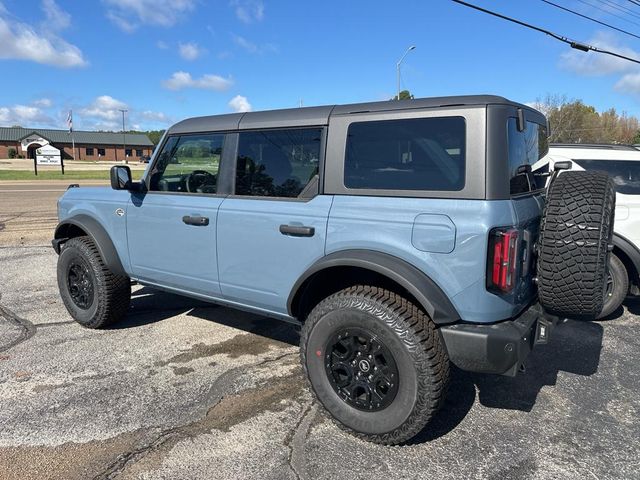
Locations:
168;94;531;134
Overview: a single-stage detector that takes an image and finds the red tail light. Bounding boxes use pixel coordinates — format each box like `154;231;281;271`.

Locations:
487;228;519;294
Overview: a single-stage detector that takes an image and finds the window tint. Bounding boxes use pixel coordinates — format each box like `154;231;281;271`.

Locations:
135;149;143;156
86;148;94;156
149;133;224;194
344;117;466;191
508;118;549;195
235;128;321;198
573;159;640;195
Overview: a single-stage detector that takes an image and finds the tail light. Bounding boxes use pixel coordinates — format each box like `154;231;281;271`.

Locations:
487;228;519;294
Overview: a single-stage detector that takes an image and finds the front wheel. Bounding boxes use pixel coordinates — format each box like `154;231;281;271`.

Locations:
597;254;629;319
57;236;131;328
300;286;450;445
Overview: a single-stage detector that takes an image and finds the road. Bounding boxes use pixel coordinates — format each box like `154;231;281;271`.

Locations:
0;182;639;479
0;181;106;246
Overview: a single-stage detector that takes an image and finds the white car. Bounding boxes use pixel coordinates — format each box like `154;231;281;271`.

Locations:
535;144;640;317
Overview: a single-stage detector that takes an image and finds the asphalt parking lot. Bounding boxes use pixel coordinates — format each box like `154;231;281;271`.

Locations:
1;186;639;479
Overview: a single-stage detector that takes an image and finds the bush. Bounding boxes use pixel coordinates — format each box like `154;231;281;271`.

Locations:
8;147;16;159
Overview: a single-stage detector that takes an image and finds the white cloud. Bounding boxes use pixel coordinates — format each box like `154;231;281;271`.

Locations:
162;71;233;91
79;95;128;122
615;73;640;94
179;42;205;61
559;32;639;76
104;0;195;31
139;110;171;123
231;0;264;23
0;104;53;126
156;40;168;49
42;0;71;29
228;95;252;112
0;3;87;68
232;34;276;54
33;98;53;108
75;95;172;130
106;11;136;33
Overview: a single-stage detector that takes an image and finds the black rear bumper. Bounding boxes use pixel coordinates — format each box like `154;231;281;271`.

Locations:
439;303;558;377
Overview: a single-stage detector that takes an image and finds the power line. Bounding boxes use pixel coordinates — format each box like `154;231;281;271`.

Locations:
540;0;640;40
451;0;640;65
594;0;640;21
578;0;640;26
628;0;640;7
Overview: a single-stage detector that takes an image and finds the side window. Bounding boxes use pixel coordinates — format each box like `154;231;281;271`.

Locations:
508;118;549;195
344;116;466;191
235;128;321;198
149;133;224;194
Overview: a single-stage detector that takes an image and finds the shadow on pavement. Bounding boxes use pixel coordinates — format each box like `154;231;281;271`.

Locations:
412;319;604;443
111;286;299;346
115;287;606;444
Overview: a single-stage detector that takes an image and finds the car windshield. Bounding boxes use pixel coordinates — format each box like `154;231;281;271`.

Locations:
573;159;640;195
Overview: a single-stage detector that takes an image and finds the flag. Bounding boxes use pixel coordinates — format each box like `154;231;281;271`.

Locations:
67;110;73;134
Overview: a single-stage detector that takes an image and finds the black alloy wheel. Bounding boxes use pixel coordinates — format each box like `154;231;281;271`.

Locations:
325;328;399;412
67;260;95;309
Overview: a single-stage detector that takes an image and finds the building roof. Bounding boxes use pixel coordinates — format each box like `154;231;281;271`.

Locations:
0;126;153;146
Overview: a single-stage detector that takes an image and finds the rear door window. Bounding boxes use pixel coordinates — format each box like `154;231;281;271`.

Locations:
344;116;466;191
573;159;640;195
508;118;549;195
235;128;322;198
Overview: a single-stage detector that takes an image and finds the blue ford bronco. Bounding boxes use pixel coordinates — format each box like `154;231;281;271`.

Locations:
53;95;615;444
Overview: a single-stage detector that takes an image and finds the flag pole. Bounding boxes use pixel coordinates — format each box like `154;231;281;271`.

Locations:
68;110;75;161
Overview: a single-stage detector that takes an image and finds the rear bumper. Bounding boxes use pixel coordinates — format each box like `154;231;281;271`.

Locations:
439;303;558;377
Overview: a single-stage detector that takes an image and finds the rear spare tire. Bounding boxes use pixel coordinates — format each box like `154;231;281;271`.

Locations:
537;171;615;319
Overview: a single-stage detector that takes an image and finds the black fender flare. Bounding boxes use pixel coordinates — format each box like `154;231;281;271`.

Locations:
612;232;640;278
53;214;126;276
287;249;460;325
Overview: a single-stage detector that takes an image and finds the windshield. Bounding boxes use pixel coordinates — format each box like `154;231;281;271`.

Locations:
573;159;640;195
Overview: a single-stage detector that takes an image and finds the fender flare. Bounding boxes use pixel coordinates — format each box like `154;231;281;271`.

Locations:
287;249;460;325
53;214;126;276
612;232;640;277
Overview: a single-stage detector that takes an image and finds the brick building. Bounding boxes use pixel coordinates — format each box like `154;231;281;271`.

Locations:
0;127;154;162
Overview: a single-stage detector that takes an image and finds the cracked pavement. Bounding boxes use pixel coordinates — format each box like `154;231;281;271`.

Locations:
0;245;639;480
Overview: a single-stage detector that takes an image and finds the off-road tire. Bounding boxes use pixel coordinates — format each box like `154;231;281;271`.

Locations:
537;171;616;319
57;236;131;328
597;254;629;319
300;285;449;445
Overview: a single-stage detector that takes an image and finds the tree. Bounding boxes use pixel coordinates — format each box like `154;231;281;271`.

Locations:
392;90;414;101
533;94;640;144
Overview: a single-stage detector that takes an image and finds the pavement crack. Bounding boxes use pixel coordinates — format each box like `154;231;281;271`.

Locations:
0;293;37;353
93;350;300;479
284;402;316;480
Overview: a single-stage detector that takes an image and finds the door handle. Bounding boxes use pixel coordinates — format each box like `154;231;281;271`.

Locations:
279;224;315;237
182;215;209;226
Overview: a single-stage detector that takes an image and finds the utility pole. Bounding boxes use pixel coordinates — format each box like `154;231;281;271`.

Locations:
396;45;416;100
119;109;128;164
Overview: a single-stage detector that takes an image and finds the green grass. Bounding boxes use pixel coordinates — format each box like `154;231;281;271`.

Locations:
0;170;113;181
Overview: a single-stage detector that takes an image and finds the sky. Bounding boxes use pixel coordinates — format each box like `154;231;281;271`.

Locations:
2;0;640;132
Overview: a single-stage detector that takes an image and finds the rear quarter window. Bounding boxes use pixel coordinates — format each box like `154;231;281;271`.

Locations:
344;116;466;191
508;118;549;195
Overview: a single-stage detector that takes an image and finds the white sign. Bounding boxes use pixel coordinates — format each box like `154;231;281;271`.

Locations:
36;145;61;165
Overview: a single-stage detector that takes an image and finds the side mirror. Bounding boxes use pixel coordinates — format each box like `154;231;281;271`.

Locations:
110;165;132;190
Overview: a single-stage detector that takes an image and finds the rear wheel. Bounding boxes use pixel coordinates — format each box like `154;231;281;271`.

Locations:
598;254;629;319
57;236;131;328
537;171;616;319
300;286;449;445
